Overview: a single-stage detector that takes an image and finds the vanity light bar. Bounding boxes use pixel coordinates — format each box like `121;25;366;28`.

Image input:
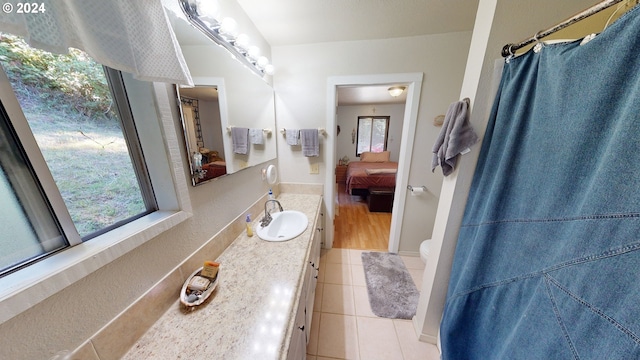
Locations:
179;0;273;78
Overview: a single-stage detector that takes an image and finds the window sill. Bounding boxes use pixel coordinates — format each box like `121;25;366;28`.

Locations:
0;210;191;325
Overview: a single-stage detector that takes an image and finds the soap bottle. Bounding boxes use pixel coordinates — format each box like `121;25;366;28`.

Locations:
246;214;253;237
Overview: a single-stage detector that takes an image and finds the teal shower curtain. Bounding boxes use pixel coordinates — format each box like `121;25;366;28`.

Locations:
441;6;640;359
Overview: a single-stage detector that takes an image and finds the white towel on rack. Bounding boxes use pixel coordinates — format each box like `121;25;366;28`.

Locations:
249;128;264;145
232;127;249;154
286;129;300;145
301;129;319;157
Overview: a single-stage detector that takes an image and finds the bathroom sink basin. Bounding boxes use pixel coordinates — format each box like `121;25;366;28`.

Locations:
257;210;309;242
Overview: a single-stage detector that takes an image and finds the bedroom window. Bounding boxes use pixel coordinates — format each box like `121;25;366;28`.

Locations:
356;116;390;156
0;34;156;275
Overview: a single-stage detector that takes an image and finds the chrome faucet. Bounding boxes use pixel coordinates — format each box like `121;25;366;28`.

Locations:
260;199;284;227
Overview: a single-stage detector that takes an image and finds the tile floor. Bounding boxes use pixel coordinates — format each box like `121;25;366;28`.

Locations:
306;248;441;360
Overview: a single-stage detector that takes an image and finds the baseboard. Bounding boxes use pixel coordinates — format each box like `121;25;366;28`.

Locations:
419;332;438;344
398;250;419;256
411;316;442;357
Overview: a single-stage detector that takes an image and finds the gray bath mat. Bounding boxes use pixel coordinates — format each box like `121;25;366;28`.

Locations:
361;252;420;319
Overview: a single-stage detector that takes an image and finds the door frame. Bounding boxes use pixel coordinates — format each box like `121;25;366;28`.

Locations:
324;73;423;252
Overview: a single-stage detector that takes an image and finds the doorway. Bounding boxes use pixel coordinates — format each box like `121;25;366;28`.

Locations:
324;73;424;252
334;92;405;250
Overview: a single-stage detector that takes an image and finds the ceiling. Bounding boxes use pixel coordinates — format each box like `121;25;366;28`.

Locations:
337;85;408;106
178;86;219;102
235;0;479;47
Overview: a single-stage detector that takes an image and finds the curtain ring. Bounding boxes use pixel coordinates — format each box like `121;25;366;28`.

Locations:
505;44;515;63
533;30;544;53
533;30;543;43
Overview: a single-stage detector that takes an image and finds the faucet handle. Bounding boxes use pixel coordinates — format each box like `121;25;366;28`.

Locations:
260;212;272;227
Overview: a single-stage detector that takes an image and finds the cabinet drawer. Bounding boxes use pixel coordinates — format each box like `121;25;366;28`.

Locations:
335;165;348;184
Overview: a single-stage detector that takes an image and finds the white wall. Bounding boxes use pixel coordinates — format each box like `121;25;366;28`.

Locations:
273;32;473;252
199;98;225;158
336;104;405;163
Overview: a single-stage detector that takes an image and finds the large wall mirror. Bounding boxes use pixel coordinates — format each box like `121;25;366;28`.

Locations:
177;80;228;185
166;6;277;186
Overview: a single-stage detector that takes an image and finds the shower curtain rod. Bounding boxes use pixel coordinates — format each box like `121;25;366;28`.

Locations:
501;0;628;57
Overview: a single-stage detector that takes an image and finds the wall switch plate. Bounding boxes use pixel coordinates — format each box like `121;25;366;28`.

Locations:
310;163;319;174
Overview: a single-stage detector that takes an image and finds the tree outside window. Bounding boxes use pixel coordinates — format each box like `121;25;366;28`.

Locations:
356;116;389;156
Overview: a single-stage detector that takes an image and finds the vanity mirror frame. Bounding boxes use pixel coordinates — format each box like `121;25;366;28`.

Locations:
177;77;229;186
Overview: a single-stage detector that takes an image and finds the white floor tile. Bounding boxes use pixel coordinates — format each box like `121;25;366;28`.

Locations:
353;286;376;318
323;263;352;285
357;317;403;360
350;264;366;287
317;313;359;359
401;255;426;270
393;319;441;360
325;248;350;264
408;268;424;292
322;283;355;315
348;249;366;266
314;248;431;360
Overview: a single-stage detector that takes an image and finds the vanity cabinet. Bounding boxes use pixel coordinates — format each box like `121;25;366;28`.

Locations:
121;194;324;360
305;222;321;339
288;207;323;360
288;290;307;360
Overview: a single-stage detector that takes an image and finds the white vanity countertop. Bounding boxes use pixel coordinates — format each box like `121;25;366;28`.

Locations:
122;193;322;360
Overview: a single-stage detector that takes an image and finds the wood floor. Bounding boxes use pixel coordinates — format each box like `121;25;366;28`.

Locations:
333;183;392;250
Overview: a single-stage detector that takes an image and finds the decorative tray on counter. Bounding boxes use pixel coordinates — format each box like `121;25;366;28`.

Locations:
180;263;219;307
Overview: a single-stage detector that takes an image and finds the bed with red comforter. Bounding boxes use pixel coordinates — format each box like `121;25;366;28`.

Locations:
345;161;397;194
201;161;227;181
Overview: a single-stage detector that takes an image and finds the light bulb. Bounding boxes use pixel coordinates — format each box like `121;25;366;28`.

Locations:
257;56;269;68
195;0;220;23
388;86;406;97
235;34;250;51
265;64;275;75
220;17;238;38
247;45;260;60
